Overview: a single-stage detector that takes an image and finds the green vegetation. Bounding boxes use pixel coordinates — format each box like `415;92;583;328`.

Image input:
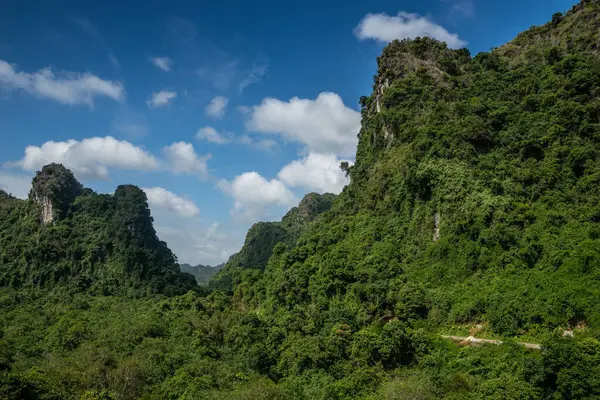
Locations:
180;263;225;286
0;164;196;297
3;1;600;398
211;192;336;293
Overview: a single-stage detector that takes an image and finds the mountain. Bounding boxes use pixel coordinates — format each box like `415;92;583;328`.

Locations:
0;163;197;296
216;0;600;395
180;262;225;285
210;192;336;293
3;2;600;399
256;0;600;336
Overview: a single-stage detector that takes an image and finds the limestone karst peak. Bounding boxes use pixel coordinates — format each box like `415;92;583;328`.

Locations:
28;163;83;224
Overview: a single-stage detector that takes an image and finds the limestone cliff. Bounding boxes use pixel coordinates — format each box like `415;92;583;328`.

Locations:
28;163;82;224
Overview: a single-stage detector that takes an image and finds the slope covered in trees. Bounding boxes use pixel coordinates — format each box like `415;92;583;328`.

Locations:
0;164;196;296
210;192;336;293
3;1;600;398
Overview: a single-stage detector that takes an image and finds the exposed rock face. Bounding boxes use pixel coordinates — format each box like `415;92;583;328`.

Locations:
375;78;390;114
433;212;441;242
370;38;471;149
374;77;392;145
33;191;55;225
28;163;83;224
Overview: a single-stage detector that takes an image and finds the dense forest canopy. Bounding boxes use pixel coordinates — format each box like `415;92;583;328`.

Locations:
0;163;197;297
3;1;600;399
211;192;336;293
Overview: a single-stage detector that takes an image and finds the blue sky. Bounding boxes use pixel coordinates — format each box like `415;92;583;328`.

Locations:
0;0;576;265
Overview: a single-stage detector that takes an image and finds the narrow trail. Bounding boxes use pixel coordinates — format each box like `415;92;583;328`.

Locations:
441;335;541;350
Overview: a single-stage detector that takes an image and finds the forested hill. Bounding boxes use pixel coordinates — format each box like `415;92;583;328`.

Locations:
210;192;336;292
3;1;600;399
236;0;600;336
0;163;197;296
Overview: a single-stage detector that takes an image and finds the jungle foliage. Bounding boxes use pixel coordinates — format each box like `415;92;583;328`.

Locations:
0;164;196;297
3;1;600;399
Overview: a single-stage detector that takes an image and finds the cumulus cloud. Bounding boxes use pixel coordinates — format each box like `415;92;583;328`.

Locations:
147;90;177;108
163;142;211;177
150;56;173;71
0;59;124;106
278;153;351;194
354;11;467;49
0;170;32;199
10;136;159;180
218;171;296;221
205;96;228;118
195;126;230;144
247;92;361;157
143;187;199;217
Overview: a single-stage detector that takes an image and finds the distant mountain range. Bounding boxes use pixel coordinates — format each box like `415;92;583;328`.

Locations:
179;262;225;285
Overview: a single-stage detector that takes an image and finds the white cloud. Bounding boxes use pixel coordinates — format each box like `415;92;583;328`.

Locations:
195;126;230;144
205;96;228;118
239;63;267;92
218;171;296;222
11;136;159;180
163;142;211;177
0;59;124;106
0;170;32;199
143;187;200;217
354;12;467;49
247;92;361;157
154;218;241;265
147;90;177;108
150;56;173;71
278;153;351;194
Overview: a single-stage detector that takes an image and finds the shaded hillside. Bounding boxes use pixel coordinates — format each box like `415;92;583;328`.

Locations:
180;262;224;285
211;192;336;293
0;163;196;296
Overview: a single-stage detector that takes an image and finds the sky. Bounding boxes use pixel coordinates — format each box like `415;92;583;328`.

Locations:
0;0;577;265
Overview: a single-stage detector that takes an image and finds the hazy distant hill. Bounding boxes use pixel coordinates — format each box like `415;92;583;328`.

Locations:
179;262;225;285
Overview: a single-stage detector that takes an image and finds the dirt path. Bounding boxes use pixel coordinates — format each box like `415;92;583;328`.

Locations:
441;335;541;350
